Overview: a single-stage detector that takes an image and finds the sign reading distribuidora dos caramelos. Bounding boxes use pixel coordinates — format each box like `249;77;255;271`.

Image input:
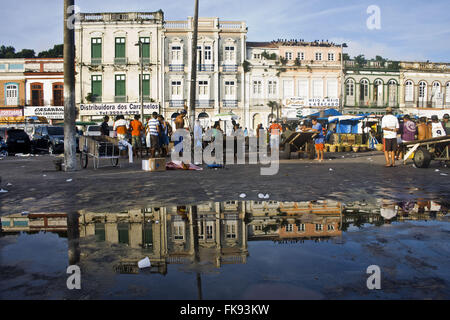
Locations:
79;103;160;116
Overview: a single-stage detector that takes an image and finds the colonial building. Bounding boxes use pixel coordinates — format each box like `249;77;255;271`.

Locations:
400;61;450;117
344;59;400;115
162;17;247;126
0;59;26;119
245;42;280;130
24;58;64;107
74;11;164;121
246;40;343;130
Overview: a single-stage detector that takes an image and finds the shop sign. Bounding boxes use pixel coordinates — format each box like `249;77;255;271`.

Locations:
79;103;160;116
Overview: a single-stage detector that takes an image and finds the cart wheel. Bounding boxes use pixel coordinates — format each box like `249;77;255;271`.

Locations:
413;147;432;168
111;158;119;167
81;152;88;169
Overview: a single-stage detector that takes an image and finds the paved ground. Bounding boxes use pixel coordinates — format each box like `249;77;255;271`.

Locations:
0;151;449;215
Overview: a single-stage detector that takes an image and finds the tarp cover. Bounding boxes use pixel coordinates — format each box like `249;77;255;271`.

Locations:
307;109;341;118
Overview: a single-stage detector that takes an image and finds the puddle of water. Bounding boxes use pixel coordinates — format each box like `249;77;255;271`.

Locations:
1;199;449;300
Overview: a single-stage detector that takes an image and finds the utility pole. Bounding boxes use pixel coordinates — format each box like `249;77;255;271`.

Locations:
189;0;199;130
64;0;77;171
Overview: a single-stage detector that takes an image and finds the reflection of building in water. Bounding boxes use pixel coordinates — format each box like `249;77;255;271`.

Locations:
2;200;447;272
0;213;67;234
246;200;343;242
77;201;248;272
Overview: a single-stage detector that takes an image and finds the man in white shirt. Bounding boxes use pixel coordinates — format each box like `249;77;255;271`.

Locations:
381;107;399;167
430;115;446;138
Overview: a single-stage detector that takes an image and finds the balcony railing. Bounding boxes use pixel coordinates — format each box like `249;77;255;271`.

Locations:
198;64;214;72
114;96;127;103
196;100;214;108
78;12;163;23
222;64;238;72
140;57;151;65
223;100;238;108
169;100;185;108
165;21;189;29
91;58;102;66
114;57;128;65
169;64;185;72
26;99;44;107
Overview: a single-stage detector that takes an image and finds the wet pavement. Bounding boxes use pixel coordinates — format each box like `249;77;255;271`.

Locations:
1;199;449;300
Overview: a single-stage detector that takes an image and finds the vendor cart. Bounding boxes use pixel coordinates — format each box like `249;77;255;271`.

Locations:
403;135;450;168
79;136;120;169
282;131;316;159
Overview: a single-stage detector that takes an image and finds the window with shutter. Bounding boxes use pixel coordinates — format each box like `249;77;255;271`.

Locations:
115;38;126;58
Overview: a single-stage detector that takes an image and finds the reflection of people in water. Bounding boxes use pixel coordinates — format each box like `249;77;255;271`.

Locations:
380;200;397;224
417;199;431;214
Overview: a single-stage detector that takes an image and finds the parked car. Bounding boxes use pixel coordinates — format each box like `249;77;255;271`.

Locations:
31;126;65;154
84;125;114;137
0;128;31;155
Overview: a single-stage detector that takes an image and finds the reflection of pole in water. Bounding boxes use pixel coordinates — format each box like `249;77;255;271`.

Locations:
67;212;80;265
191;205;203;300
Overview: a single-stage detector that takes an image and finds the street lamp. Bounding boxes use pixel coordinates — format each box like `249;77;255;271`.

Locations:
135;42;144;122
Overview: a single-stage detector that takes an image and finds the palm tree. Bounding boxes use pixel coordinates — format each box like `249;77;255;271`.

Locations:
267;101;277;122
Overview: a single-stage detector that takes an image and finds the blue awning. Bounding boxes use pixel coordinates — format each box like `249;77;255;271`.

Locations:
307;108;342;118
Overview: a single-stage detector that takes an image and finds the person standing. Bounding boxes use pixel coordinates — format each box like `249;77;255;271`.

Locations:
130;115;144;158
398;114;416;161
268;121;283;153
443;114;450;136
381;107;399;167
100;116;110;137
430;115;446;138
146;112;160;158
417;117;431;141
158;115;171;157
113;115;128;141
311;118;325;162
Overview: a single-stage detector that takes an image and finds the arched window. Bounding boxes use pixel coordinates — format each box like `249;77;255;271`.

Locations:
346;79;354;96
446;82;450;103
360;79;369;100
419;81;427;100
432;82;441;95
405;80;414;102
388;80;397;106
374;79;383;102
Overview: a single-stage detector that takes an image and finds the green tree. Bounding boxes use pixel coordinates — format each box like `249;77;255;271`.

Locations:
354;54;366;67
38;44;63;58
16;49;36;58
0;45;16;58
242;60;251;73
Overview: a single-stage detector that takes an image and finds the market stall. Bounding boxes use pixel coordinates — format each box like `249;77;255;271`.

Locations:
327;115;369;152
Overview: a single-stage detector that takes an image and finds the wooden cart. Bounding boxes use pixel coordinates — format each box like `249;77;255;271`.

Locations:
403;135;450;168
79;136;120;169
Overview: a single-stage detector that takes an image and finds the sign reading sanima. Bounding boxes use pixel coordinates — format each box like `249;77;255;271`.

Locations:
79;103;160;116
24;107;64;119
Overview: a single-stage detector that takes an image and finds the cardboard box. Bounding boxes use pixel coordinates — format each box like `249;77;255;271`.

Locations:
143;158;166;172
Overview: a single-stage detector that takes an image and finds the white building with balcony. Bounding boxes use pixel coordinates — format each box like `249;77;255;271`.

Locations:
163;17;247;127
74;11;164;121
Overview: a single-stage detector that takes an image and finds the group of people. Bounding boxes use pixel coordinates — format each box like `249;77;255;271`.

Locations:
100;113;175;158
381;108;449;167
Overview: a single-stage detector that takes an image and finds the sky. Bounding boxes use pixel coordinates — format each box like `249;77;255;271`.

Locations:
1;0;449;62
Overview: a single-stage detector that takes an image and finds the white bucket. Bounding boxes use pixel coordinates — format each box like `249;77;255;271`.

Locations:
142;160;150;171
138;257;151;269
